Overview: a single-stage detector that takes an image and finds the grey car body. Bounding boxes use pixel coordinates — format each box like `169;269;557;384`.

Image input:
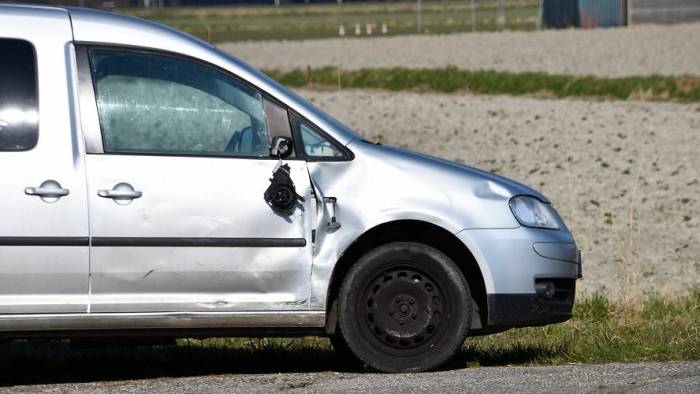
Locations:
0;5;580;371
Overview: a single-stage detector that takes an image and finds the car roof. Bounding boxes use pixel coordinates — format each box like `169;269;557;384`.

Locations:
0;4;361;147
0;3;70;20
0;3;67;12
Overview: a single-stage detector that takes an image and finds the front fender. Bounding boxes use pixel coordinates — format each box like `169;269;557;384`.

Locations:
306;141;540;310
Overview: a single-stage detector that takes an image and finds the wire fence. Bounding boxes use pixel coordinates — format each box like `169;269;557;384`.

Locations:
127;1;545;42
630;0;700;25
8;1;700;43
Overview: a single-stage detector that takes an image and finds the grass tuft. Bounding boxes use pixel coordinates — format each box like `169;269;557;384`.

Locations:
264;67;700;102
574;292;612;322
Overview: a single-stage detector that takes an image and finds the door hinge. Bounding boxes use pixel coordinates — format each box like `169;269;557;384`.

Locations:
323;197;341;230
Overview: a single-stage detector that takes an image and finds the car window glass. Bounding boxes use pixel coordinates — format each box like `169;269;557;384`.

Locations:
294;117;344;158
0;39;38;151
89;49;268;157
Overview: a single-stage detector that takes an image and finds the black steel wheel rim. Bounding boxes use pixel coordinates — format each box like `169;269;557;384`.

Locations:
360;263;449;353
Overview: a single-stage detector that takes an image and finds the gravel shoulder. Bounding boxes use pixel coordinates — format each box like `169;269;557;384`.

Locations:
7;362;699;393
299;89;700;299
222;23;700;78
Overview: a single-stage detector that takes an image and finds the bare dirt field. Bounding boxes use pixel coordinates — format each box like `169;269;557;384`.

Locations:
224;23;700;78
298;89;700;299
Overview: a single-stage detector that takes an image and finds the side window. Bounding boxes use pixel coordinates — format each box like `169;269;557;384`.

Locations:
89;49;269;157
290;114;345;159
0;39;38;151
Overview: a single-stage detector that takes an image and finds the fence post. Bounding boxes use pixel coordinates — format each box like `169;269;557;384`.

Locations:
497;0;505;31
337;59;342;92
627;0;632;26
417;0;423;33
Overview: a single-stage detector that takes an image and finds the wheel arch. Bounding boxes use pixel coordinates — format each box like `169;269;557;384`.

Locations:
325;220;488;332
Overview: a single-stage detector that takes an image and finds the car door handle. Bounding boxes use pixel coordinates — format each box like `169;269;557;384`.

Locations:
25;187;70;198
98;182;142;204
98;190;142;199
25;180;70;203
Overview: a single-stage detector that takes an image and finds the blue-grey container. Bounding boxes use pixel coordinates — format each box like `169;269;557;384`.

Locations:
579;0;627;27
542;0;580;28
543;0;627;28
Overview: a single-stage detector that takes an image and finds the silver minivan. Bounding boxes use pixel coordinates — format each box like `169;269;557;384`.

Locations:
0;4;581;372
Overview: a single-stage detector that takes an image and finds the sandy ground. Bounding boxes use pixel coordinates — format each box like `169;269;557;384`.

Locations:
223;23;700;78
298;89;699;299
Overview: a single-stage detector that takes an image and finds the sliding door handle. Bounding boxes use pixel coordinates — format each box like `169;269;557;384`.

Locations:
25;180;70;203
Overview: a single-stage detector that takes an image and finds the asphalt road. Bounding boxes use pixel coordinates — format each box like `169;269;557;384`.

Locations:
4;362;698;393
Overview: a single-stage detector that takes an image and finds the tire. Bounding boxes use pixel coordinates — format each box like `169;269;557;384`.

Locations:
329;333;364;369
338;242;472;373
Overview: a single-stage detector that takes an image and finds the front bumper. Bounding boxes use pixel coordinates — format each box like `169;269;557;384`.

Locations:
456;226;581;329
487;280;576;328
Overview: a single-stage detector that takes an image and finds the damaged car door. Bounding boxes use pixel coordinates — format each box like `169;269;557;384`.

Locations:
78;47;313;313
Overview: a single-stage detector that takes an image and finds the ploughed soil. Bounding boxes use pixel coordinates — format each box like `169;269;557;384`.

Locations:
223;23;700;78
298;89;700;299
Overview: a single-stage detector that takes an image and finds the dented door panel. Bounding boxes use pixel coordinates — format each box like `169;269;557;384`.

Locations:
85;155;313;313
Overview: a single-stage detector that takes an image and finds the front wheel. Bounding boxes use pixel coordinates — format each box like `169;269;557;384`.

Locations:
338;242;472;373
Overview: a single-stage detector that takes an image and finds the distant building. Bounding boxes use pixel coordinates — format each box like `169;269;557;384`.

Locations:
542;0;700;28
542;0;627;28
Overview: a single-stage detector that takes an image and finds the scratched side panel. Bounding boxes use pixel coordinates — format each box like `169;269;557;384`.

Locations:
89;247;311;312
85;155;313;313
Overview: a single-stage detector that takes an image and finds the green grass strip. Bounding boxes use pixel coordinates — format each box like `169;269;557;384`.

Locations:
264;66;700;102
464;290;700;365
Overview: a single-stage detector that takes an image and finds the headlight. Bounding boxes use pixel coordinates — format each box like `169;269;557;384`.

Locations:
509;196;560;229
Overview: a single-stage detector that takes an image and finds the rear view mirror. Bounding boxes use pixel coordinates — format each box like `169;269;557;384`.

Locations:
270;136;292;159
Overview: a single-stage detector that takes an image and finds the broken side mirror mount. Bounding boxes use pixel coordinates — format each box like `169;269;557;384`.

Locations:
270;136;292;159
264;163;304;215
265;137;300;214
